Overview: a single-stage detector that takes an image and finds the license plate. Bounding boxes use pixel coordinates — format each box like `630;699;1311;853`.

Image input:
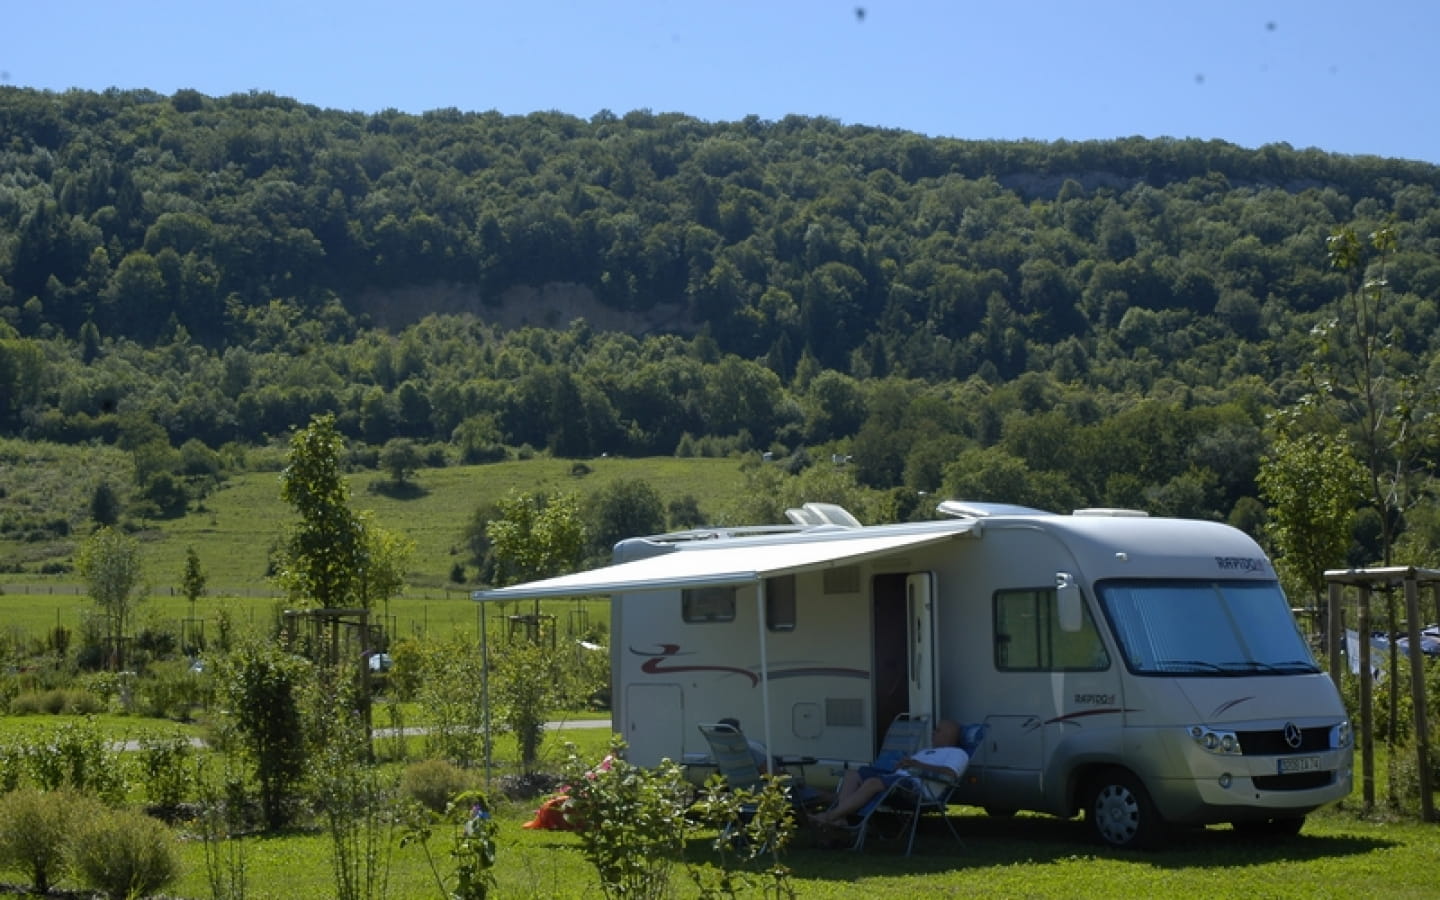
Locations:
1277;756;1321;774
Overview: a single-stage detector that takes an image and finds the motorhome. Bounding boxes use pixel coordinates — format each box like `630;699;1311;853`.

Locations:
476;501;1353;849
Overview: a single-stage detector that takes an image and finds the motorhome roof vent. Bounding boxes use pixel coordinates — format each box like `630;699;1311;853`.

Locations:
1071;507;1150;517
785;502;862;528
784;507;823;526
936;500;1054;519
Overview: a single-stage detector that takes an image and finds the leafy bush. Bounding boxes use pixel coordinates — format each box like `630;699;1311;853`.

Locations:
562;738;691;900
0;741;22;793
402;758;476;813
688;774;799;899
138;733;194;811
195;754;251;900
218;642;311;831
8;688;104;716
0;788;98;893
69;806;180;900
136;658;209;720
415;636;489;768
24;718;128;804
562;640;612;710
306;666;396;900
448;791;498;900
492;640;563;773
400;790;498;900
77;669;136;709
0;673;17;714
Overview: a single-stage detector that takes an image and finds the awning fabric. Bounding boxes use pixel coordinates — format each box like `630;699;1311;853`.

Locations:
472;526;971;601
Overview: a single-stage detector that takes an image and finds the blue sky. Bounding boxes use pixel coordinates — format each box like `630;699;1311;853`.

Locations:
5;1;1436;163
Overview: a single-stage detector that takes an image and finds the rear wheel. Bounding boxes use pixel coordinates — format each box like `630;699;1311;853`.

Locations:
1085;769;1164;850
1232;815;1305;837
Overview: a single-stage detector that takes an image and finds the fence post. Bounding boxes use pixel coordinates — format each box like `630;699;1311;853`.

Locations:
1402;573;1435;822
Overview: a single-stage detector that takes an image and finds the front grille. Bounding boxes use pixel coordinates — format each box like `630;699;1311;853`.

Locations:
1252;772;1334;791
1236;726;1331;755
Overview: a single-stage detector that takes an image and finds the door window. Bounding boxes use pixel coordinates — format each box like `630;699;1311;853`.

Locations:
994;587;1109;671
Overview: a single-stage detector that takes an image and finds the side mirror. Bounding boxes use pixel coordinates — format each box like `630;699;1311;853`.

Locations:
1056;572;1083;633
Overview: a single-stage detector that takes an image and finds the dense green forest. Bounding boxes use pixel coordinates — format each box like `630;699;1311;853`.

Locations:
2;86;1439;574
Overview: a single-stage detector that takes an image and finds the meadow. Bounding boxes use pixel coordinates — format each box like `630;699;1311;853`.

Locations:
158;801;1437;900
0;452;754;647
3;448;1437;898
2;710;1433;899
0;446;753;589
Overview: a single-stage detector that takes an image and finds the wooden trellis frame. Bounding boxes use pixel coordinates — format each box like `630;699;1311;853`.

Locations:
1325;566;1440;821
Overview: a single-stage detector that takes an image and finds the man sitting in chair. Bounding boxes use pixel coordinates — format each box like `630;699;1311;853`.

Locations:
811;719;968;827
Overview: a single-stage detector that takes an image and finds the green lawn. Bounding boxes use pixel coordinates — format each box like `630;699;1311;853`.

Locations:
2;711;1434;899
156;791;1435;900
0;452;751;595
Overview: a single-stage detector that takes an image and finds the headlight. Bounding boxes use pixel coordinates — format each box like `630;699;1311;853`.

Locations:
1189;725;1242;756
1332;721;1352;749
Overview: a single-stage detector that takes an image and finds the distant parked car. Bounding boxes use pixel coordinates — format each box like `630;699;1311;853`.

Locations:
367;652;393;672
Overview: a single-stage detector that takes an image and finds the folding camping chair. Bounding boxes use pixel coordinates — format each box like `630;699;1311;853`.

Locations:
870;713;931;772
697;722;826;813
820;714;974;855
846;765;963;855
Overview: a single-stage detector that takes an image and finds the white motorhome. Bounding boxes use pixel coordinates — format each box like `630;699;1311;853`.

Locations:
476;501;1353;849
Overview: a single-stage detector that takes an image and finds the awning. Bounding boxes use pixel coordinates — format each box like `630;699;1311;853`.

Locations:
471;525;972;601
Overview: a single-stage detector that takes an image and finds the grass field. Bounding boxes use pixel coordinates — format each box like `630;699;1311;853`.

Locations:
0;451;753;594
151;802;1434;900
1;452;759;647
3;712;1432;900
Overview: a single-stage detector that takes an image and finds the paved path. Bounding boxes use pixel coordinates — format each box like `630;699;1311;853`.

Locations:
120;717;613;751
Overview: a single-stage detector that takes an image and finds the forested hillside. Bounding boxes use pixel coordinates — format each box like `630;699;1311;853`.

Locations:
1;86;1438;573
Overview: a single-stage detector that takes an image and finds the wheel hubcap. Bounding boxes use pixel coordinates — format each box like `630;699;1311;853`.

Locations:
1095;784;1139;844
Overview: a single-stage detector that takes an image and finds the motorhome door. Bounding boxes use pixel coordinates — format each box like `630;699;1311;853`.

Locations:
906;573;939;724
873;572;939;743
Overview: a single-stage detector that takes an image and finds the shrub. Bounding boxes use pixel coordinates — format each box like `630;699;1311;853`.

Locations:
69;806;180;900
6;692;42;715
399;790;497;900
0;673;16;714
562;738;691;900
402;758;475;813
77;670;135;710
448;791;497;900
5;688;96;716
306;667;395;900
136;658;208;721
138;733;194;811
492;641;563;774
0;788;97;893
415;637;489;768
0;742;23;793
218;642;311;830
195;754;251;900
687;774;799;899
24;718;128;804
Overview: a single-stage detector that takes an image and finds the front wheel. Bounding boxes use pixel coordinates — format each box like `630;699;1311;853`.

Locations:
1085;769;1164;850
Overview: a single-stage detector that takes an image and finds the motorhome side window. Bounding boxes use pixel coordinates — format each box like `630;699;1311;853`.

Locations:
764;575;797;632
682;586;736;623
994;588;1108;671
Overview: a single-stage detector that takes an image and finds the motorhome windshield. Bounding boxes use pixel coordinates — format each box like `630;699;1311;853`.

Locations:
1097;579;1319;676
